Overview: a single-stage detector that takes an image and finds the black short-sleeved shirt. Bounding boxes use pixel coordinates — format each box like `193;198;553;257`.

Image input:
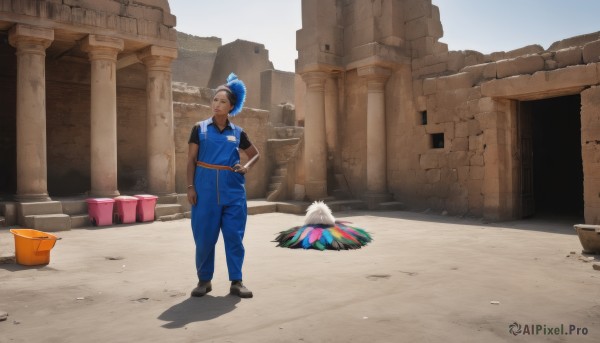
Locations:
188;119;252;150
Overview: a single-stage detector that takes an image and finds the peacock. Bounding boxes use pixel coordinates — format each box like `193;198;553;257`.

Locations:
274;201;373;250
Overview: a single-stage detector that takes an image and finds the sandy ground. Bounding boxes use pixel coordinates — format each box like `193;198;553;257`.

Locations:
0;207;599;343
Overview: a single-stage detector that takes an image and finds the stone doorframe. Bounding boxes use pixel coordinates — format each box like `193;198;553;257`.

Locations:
481;64;600;223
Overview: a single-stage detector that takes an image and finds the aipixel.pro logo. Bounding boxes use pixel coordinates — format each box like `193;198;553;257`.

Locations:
509;322;589;336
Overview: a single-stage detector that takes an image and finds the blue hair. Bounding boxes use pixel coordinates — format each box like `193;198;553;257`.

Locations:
226;73;246;116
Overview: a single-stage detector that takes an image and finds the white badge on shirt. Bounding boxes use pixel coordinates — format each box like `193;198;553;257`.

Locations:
227;135;237;142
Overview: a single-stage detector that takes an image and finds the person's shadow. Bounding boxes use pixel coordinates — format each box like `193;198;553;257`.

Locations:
158;295;241;328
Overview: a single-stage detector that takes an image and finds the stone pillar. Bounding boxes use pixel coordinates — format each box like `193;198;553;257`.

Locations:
324;74;339;162
581;86;600;224
81;35;123;197
301;71;328;200
358;66;392;208
9;24;54;202
139;46;178;196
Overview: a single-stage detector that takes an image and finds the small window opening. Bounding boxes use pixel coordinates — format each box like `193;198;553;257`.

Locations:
325;44;330;51
420;111;428;125
431;133;444;149
254;46;260;53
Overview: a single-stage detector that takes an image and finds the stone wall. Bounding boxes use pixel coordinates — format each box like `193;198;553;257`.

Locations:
260;69;295;124
409;28;600;220
43;60;149;195
176;32;220;52
172;32;220;87
296;0;600;222
0;0;177;46
207;40;274;109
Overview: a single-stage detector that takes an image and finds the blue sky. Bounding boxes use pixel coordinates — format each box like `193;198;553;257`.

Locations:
169;0;600;72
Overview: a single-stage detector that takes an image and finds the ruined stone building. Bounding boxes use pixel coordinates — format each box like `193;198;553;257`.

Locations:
0;0;179;228
0;0;297;229
2;0;599;229
173;35;296;125
292;0;600;224
172;31;219;88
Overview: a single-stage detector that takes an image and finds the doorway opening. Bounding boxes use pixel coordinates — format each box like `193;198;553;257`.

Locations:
518;95;584;220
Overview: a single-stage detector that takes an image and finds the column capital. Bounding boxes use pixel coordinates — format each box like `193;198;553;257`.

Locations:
301;71;327;91
301;71;328;83
9;24;54;53
81;35;124;61
357;65;391;80
138;45;178;71
358;65;391;92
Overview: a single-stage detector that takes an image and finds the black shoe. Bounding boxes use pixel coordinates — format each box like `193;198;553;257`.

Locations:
191;280;212;297
230;280;253;298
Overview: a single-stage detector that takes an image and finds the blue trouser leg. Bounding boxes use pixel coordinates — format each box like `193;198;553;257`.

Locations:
221;201;247;281
191;200;222;281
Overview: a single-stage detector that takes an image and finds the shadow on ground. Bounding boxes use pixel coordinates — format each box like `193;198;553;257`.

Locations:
158;295;241;328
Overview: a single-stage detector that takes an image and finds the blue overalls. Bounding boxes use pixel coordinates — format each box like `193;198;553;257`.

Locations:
191;118;247;282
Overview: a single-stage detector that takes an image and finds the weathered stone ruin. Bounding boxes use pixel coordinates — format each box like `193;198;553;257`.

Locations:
0;0;179;229
293;0;600;223
1;0;599;229
0;0;300;229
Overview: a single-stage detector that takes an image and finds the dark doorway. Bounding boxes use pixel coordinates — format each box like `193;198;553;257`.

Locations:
519;95;584;220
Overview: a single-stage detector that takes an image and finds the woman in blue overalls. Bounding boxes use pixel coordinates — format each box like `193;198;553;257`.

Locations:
186;74;259;298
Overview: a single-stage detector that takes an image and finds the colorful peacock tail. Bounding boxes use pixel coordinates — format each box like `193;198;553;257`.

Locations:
273;201;373;250
274;223;373;250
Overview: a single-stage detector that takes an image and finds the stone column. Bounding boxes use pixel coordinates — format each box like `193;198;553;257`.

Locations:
9;24;54;202
581;86;600;224
324;74;339;162
301;71;328;200
81;35;123;197
358;66;392;208
138;46;178;196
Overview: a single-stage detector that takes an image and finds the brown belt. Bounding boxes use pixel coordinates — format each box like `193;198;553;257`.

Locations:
196;161;235;171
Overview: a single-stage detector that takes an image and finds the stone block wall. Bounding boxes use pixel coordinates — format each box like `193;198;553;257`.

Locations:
407;28;600;220
260;70;295;124
172;32;220;88
207;40;274;110
0;0;177;44
42;60;149;195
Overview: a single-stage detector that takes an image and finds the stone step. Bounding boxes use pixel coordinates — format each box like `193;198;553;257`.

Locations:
155;204;182;218
326;199;367;212
270;175;285;184
18;201;63;217
332;189;353;200
274;168;287;177
275;201;309;215
248;202;277;215
176;194;191;213
158;213;185;221
23;214;71;232
0;202;16;226
376;201;404;211
268;182;281;191
61;199;88;215
70;214;91;228
266;189;278;202
157;194;178;205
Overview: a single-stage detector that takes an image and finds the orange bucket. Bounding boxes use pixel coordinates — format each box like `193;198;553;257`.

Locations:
10;229;59;266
